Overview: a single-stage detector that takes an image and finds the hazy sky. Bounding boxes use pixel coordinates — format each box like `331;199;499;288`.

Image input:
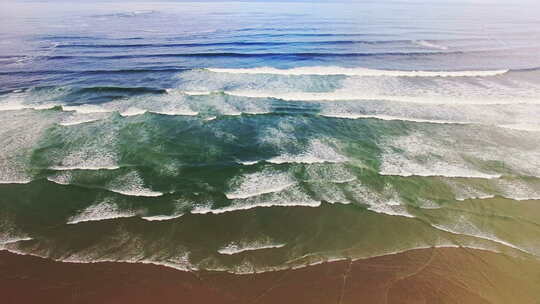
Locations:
5;0;540;4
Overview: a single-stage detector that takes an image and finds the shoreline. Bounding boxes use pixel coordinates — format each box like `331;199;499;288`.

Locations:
2;247;539;304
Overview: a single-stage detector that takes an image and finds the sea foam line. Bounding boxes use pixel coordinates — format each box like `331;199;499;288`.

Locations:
46;175;164;198
218;242;286;255
191;200;322;215
141;214;184;222
206;66;509;77
0;248;196;272
320;113;470;124
0;242;509;275
222;90;537;105
430;224;534;255
48;165;121;171
0;179;32;184
378;170;502;180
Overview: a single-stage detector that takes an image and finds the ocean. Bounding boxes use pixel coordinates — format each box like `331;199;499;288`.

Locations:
1;1;540;301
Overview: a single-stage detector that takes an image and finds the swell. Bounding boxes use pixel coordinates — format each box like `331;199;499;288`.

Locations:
233;33;395;38
44;51;461;60
0;68;188;76
13;85;169;98
73;86;167;95
206;66;509;77
1;66;537;79
53;39;442;49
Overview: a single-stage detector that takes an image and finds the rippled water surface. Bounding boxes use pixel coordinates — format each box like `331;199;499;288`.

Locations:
1;1;540;273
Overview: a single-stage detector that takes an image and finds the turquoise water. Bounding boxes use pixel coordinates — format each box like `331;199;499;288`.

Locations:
1;1;540;273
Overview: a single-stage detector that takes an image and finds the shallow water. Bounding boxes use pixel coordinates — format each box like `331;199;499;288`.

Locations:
1;1;540;274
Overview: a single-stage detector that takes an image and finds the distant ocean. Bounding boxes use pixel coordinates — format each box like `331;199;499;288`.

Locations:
1;0;540;282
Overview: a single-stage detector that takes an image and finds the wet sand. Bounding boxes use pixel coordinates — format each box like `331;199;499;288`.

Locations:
2;247;540;304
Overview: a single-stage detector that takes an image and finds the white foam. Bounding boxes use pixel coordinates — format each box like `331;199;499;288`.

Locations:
0;94;58;112
150;109;198;116
141;214;184;221
193;185;321;215
207;66;508;77
236;160;261;166
379;170;501;179
0;178;32;184
120;107;147;117
49;149;119;173
225;169;296;199
494;178;540;201
48;251;195;272
58;118;102;126
431;221;532;255
303;163;357;184
49;165;120;171
192;200;321;215
320;113;468;125
58;111;111;126
0;110;61;184
499;124;540;132
414;40;449;50
457;194;496;201
183;90;214;96
0;236;32;245
346;182;415;218
123;190;163;199
283;243;505;274
267;139;347;165
225;90;540;105
3;243;505;276
107;172;163;197
68;200;136;224
62;104;112;114
48;171;163;197
47;172;71;185
379;132;503;180
308;181;352;205
218;241;285;255
0;103;58;111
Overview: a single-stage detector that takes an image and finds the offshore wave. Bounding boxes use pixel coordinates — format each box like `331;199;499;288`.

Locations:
1;86;167;98
44;51;460;60
73;86;167;95
56;41;292;48
221;90;539;105
235;33;398;38
53;39;452;49
0;68;188;76
0;99;530;127
206;66;509;77
2;66;535;79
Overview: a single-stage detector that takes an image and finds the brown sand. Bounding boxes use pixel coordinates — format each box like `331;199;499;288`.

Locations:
1;247;539;304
